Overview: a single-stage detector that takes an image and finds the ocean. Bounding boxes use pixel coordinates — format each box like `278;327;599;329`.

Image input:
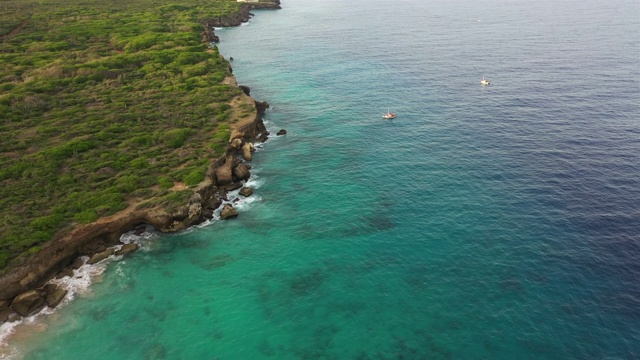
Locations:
2;0;639;358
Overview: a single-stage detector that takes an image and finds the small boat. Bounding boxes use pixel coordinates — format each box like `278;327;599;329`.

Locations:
383;109;397;119
480;76;491;85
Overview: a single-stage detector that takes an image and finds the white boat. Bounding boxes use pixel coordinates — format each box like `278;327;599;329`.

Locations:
383;109;397;119
480;76;491;85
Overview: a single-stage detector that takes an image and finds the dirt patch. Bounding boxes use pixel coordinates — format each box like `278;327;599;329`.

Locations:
1;20;28;39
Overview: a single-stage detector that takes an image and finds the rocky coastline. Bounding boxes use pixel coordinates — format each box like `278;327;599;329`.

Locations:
201;0;281;43
0;1;280;325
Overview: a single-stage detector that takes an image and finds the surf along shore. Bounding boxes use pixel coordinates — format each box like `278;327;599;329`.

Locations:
0;0;281;327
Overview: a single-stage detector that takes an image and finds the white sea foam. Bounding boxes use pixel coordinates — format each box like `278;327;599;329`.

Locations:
0;227;157;353
232;193;263;212
0;321;22;357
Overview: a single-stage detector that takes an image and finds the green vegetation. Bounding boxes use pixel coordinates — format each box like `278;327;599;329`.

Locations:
0;0;245;270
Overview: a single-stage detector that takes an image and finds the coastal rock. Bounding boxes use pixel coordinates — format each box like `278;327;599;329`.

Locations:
220;204;238;220
221;182;243;192
229;129;244;142
11;290;45;316
205;197;223;210
189;193;203;205
230;138;243;151
255;100;270;115
54;257;82;279
233;164;251;181
133;224;146;235
239;85;251;96
87;248;115;265
239;187;253;197
241;142;254;161
201;27;219;43
277;129;287;136
43;284;67;308
115;243;139;256
214;157;234;185
188;202;202;221
0;307;13;323
56;267;74;279
202;208;214;220
71;257;84;269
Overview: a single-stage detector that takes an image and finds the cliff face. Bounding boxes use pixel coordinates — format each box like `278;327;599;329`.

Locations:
0;103;267;301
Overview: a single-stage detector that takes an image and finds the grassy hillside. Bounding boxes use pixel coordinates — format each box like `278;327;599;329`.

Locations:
0;0;250;269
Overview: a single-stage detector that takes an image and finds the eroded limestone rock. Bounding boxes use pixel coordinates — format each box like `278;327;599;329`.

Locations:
87;248;115;265
239;187;253;197
220;204;238;220
43;284;67;308
11;290;45;316
115;243;139;256
233;164;251;181
241;142;254;161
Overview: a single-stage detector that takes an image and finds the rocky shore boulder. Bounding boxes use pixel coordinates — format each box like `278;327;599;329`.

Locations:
239;85;251;96
115;243;139;256
255;100;270;115
0;307;12;323
277;129;287;136
221;182;243;192
215;157;234;185
220;204;238;220
230;137;243;151
87;247;115;265
205;197;223;210
188;202;202;222
239;187;253;197
11;290;45;316
242;142;254;161
43;284;67;308
200;27;220;43
233;164;251;181
71;257;84;269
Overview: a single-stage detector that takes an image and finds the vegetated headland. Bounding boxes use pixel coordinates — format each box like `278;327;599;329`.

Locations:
0;0;280;322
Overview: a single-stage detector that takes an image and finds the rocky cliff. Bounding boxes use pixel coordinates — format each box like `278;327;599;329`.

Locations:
0;0;278;324
201;0;281;42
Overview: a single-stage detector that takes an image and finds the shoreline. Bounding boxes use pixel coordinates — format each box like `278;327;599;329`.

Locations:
0;0;281;338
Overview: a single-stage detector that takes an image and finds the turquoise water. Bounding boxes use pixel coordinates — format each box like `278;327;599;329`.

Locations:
3;0;640;358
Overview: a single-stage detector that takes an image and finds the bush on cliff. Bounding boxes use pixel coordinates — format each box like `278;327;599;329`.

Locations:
0;0;244;270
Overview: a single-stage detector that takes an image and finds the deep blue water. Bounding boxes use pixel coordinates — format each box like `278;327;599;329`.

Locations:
2;0;639;358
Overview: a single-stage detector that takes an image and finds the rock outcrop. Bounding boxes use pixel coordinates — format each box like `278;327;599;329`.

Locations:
43;284;67;308
242;142;254;161
115;243;139;256
87;248;115;265
233;164;251;181
220;204;238;219
215;155;235;185
11;290;45;317
277;129;287;136
0;307;12;323
239;85;251;96
239;187;253;197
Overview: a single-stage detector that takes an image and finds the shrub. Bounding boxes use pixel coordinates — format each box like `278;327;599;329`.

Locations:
163;128;195;149
73;209;98;224
182;168;205;186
